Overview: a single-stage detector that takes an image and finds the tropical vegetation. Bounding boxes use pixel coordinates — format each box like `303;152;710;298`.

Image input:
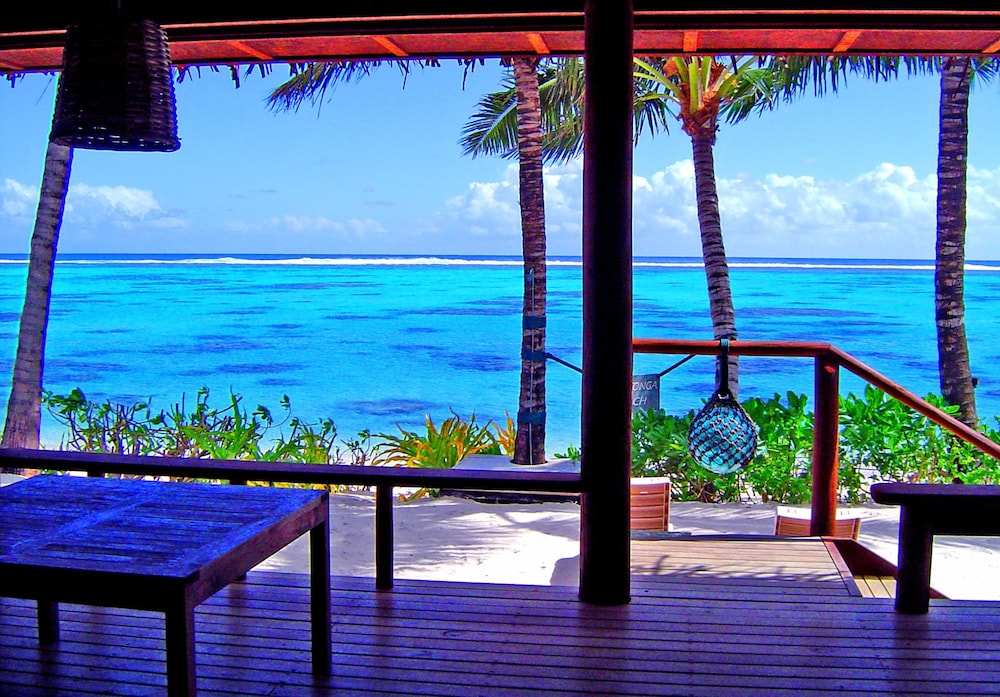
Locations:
40;387;513;486
38;386;1000;505
4;54;997;483
628;387;1000;505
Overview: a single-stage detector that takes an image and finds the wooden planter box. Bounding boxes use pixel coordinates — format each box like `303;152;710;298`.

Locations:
630;477;670;531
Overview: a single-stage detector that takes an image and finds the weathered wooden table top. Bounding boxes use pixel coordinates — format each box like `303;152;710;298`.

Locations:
0;474;327;580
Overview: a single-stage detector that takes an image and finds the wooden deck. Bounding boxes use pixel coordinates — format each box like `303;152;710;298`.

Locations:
3;537;1000;696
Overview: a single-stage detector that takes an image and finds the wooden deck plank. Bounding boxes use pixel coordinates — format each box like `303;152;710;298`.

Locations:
3;538;1000;696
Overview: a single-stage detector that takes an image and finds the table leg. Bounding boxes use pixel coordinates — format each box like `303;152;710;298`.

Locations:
165;597;197;697
37;599;59;644
895;506;933;614
310;517;331;675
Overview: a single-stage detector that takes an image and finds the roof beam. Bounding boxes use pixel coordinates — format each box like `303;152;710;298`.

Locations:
225;40;273;61
6;5;1000;74
372;35;408;56
527;32;551;54
832;30;862;52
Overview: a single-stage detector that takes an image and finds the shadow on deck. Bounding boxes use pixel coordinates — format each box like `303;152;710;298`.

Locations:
2;537;998;696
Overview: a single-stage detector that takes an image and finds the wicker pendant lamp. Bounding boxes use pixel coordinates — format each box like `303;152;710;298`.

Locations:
49;14;179;152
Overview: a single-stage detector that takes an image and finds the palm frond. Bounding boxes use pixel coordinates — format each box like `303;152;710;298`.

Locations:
267;59;434;113
459;76;519;160
459;58;587;164
538;58;586;164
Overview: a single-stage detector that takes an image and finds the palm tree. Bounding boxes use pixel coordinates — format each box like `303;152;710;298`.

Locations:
632;56;806;397
466;56;817;405
507;57;547;465
1;142;73;471
933;56;1000;428
782;55;999;429
460;57;587;464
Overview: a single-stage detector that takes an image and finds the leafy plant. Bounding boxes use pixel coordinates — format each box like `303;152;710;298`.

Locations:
41;387;375;485
839;385;999;486
741;391;813;504
44;388;160;457
373;411;499;469
491;412;517;458
373;410;504;501
554;444;581;463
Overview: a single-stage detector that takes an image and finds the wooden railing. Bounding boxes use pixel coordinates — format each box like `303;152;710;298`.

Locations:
0;448;582;591
634;338;1000;536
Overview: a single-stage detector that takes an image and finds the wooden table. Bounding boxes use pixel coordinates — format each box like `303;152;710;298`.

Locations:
0;474;330;696
870;482;1000;613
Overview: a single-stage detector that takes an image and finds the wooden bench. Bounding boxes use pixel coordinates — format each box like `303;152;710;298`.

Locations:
870;482;1000;613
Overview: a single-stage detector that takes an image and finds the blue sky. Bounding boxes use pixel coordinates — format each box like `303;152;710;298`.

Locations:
1;58;998;259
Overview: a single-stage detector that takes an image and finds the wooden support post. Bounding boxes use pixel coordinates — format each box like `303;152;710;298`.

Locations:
579;0;634;606
375;484;393;590
895;506;934;613
811;353;840;536
310;515;332;673
36;599;59;644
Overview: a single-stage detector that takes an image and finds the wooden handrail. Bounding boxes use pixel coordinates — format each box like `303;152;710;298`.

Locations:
633;338;1000;536
633;338;835;359
828;346;1000;461
0;448;582;491
634;338;1000;462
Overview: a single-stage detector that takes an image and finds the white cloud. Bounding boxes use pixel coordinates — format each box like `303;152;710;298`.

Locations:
259;214;386;240
440;158;1000;259
441;162;583;251
627;160;1000;258
445;170;519;235
1;178;36;219
69;183;161;218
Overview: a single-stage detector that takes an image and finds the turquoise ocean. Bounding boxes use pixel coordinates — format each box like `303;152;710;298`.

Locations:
1;254;999;455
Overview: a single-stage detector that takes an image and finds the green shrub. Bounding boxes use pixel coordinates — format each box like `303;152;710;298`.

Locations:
839;385;1000;486
43;386;1000;503
588;388;1000;504
42;387;372;468
741;391;813;504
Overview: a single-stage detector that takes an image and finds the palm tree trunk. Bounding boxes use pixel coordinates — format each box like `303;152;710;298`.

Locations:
1;142;73;467
690;130;739;396
512;57;547;464
935;56;978;428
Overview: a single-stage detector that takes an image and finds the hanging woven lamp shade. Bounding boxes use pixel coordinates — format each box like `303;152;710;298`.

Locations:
49;17;179;152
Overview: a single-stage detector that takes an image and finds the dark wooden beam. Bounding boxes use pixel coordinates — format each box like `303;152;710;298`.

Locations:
578;0;633;606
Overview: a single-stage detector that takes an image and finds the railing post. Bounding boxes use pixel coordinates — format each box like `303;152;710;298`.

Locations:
375;485;393;590
811;352;840;536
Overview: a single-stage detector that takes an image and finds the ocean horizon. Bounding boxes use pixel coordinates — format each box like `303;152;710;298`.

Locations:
2;252;1000;271
0;253;997;455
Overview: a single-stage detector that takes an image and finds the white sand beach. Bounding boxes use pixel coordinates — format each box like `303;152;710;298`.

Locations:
254;489;1000;602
